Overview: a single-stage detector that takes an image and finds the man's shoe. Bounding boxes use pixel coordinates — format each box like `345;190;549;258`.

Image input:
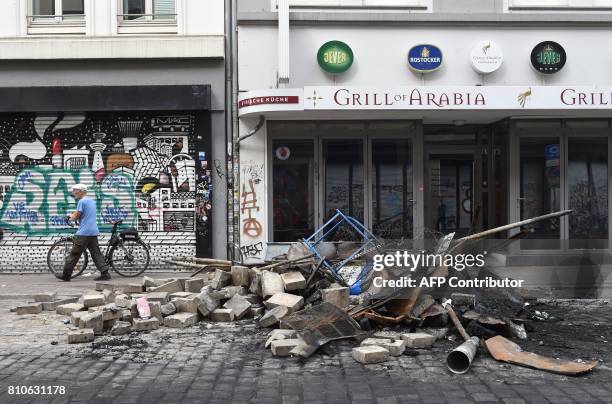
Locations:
55;273;70;282
94;272;111;281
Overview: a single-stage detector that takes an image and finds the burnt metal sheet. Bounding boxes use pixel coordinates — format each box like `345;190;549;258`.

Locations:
282;302;364;358
485;335;598;375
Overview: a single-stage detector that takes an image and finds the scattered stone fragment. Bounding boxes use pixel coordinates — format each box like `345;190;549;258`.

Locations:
250;305;265;318
56;303;85;316
79;311;103;334
142;276;157;288
160;302;177;317
265;293;304;313
173;297;199;313
223;294;252;319
352;346;389;364
149;302;163;321
95;282;116;292
185;278;205;293
280;272;306;291
231;265;250;287
32;292;57;302
418;327;449;341
451;293;476;307
271;339;301;357
244;294;262;305
195;286;220;317
164;312;199;328
261;271;284;298
42;297;79;311
401;332;436;348
68;329;94;344
114;294;134;309
120;310;132;323
102;289;115;303
360;338;405;356
372;331;402;340
265;329;298;348
321;286;349;309
111;321;132;336
132;318;160;331
147;292;169;304
258;306;289;328
16;303;43;315
210;308;235;322
103;319;117;331
217;286;246;300
170;291;193;300
82;294;105;308
210;269;232;290
150;280;182;294
248;268;263;296
122;284;143;294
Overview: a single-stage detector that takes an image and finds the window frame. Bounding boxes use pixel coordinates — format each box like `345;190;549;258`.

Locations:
270;0;431;11
117;0;178;35
506;0;612;11
27;0;86;35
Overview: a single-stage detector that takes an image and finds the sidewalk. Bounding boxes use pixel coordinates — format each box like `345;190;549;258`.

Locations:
0;272;190;300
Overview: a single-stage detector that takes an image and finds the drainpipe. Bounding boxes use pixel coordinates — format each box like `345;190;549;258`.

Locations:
277;0;290;87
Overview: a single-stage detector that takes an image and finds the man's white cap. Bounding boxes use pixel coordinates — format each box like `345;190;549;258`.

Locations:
72;184;88;192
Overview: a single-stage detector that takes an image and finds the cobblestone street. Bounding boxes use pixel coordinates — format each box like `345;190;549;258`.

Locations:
1;275;612;404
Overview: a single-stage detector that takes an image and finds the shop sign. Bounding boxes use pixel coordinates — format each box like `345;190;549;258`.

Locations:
470;41;503;74
238;96;299;109
275;146;291;160
317;41;354;74
408;44;443;73
531;41;566;74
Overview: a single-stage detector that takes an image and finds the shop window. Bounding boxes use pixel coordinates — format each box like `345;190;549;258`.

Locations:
272;140;315;242
568;137;609;249
29;0;85;33
371;139;413;239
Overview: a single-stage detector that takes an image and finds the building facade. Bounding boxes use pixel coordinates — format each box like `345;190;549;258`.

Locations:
236;0;612;295
0;0;226;271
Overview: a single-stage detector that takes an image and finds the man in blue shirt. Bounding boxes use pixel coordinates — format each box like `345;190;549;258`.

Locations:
57;184;111;281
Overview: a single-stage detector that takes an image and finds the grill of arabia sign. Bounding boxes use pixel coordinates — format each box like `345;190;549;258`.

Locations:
408;44;443;73
531;41;566;74
470;41;503;74
317;41;354;74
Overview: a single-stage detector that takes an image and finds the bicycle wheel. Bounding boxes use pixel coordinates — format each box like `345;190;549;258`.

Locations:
47;238;88;279
109;239;150;277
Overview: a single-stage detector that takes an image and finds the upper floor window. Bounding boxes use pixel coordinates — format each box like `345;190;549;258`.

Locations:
509;0;612;9
272;0;429;8
121;0;176;21
28;0;85;34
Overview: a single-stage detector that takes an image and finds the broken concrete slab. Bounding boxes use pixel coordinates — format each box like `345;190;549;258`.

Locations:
265;329;298;348
132;318;160;332
271;339;301;357
122;284;144;294
160;302;177;317
150;280;182;294
173;297;199;314
360;338;405;356
56;303;85;316
82;294;105;308
42;297;79;311
68;329;94;344
185;278;205;293
250;305;265;318
95;282;116;292
209;308;235;322
217;286;246;300
223;294;251;319
258;306;290;328
210;269;232;290
195;286;220;317
111;321;132;336
352;346;389;364
264;293;304;313
248;268;263;296
146;292;169;304
32;292;57;302
261;271;284;298
164;312;199;328
70;311;90;327
79;311;103;334
231;265;250;287
120;310;132;323
401;332;436;348
114;294;135;309
148;302;163;321
280;271;306;291
16;303;43;315
244;294;263;305
372;331;402;341
321;286;349;309
102;289;115;303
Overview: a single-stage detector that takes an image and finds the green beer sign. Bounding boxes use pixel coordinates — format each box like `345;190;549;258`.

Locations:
317;40;354;74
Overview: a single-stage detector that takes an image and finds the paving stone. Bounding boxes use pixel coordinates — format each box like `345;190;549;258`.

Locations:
265;329;298;348
79;311;103;334
280;271;306;291
164;312;199;328
161;302;177;317
401;332;436;348
132;318;160;331
16;303;43;315
68;328;94;344
210;308;235;322
111;321;132;336
149;301;163;321
195;286;220;317
271;339;301;357
185;278;205;293
264;292;304;313
82;294;105;308
321;286;349;308
89;303;123;321
250;305;265;318
32;292;57;302
372;331;402;340
95;282;116;292
122;284;144;294
258;306;289;328
150;280;182;293
41;297;79;311
210;269;232;290
114;294;135;309
244;294;263;305
261;271;284;298
56;303;85;315
70;311;90;327
352;346;389;364
120;309;133;322
173;297;199;313
360;338;405;356
248;268;263;295
217;286;246;300
223;294;252;319
147;292;169;303
231;265;250;286
169;291;194;299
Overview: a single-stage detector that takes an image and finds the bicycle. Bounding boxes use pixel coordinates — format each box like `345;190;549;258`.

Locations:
47;220;150;278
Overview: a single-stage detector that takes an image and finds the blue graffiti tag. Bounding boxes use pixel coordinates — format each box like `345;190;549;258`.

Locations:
16;171;33;190
5;202;39;223
101;206;129;223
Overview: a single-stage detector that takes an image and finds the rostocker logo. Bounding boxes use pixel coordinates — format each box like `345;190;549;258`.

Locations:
408;44;443;73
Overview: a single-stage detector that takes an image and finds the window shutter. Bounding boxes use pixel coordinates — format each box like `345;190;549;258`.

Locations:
153;0;175;19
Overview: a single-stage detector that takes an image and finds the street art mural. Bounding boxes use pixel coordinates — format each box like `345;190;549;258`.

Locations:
0;113;211;237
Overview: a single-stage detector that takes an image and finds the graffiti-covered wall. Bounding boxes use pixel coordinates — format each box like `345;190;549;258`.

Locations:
0;112;212;271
